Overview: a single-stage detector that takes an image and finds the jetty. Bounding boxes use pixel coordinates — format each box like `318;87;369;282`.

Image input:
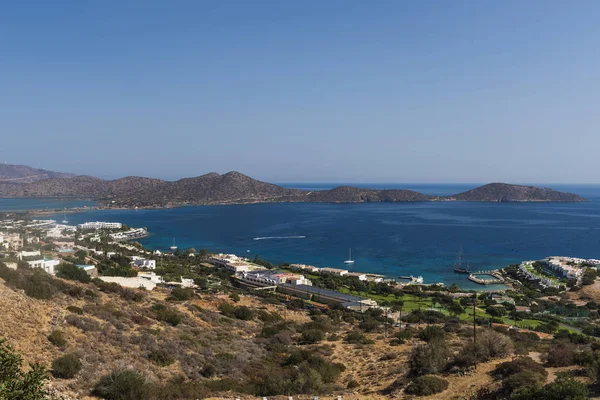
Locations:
468;270;504;285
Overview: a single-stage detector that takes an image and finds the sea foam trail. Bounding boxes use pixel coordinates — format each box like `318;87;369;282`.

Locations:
253;236;306;241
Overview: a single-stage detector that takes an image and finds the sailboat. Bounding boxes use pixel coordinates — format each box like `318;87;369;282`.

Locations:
344;248;355;265
170;237;178;251
453;249;470;273
61;213;68;224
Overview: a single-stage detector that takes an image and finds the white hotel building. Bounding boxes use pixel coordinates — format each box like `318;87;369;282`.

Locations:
78;222;123;230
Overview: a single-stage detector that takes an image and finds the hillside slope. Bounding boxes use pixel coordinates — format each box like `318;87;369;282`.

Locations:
0;171;587;206
449;183;587;202
0;164;75;183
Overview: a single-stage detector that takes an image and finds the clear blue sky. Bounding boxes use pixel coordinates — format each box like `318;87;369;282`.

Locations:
2;1;600;183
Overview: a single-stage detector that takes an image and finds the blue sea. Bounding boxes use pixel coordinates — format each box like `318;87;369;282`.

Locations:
12;183;597;290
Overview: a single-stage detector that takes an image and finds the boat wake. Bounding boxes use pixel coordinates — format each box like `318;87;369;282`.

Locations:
253;236;306;241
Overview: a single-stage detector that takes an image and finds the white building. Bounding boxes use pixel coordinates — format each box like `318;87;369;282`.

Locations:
290;264;321;273
27;258;60;275
18;250;41;260
2;233;23;250
138;272;164;284
210;254;252;273
78;221;123;230
132;259;156;270
347;272;367;281
241;271;312;286
545;257;586;280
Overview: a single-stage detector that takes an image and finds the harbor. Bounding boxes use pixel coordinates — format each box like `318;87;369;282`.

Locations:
468;270;505;285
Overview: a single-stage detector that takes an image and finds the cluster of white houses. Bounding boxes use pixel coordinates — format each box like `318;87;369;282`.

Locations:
289;263;385;283
110;228;148;241
518;256;596;287
240;270;313;287
209;253;266;273
78;221;123;230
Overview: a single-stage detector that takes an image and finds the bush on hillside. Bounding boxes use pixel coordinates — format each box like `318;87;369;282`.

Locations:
546;343;577;367
66;305;84;315
93;369;151;400
511;374;589;400
168;287;195;301
52;353;82;379
493;356;548;396
346;330;373;345
147;349;175;367
56;263;91;283
0;339;49;399
409;340;449;376
405;375;449;396
152;304;183;326
478;329;513;358
299;329;325;344
48;330;67;347
65;314;100;331
418;326;446;343
233;306;254;321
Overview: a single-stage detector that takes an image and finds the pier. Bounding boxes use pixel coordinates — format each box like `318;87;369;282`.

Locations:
468;270;504;285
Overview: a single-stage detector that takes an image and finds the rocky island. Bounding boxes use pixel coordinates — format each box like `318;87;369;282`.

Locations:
0;165;587;208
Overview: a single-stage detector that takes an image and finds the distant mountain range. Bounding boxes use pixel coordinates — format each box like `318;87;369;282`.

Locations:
0;164;588;207
0;164;75;183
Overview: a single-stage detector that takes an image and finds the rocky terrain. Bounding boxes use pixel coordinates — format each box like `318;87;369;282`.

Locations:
450;183;587;202
0;167;587;207
0;163;75;183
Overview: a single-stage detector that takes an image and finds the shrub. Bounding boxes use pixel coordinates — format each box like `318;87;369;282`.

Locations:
93;369;151;400
405;375;449;396
23;276;57;300
546;343;577;367
479;329;513;358
233;306;254;321
418;326;446;343
200;364;216;377
66;305;84;315
56;263;91;283
0;339;49;399
347;379;360;389
494;356;547;380
346;330;373;345
65;315;100;331
409;340;449;376
487;305;507;317
299;329;325;344
455;341;490;367
530;374;588;400
147;349;175;367
218;302;236;317
229;292;240;302
502;369;547;396
494;356;548;396
52;353;82;379
169;287;195;301
358;317;380;332
396;328;414;340
152;304;183;326
48;330;66;347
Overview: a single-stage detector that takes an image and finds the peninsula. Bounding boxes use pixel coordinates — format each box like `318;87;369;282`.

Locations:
0;164;587;207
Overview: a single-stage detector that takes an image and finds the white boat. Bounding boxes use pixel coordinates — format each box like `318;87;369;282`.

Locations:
170;237;178;251
61;213;68;224
344;248;355;265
